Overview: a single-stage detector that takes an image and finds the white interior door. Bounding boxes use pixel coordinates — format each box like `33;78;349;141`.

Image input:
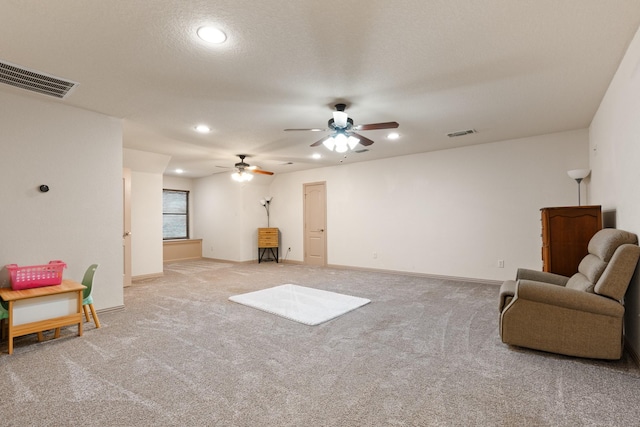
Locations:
303;182;327;266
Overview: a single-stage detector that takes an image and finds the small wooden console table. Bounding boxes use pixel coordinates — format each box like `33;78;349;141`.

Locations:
0;279;86;355
258;227;279;263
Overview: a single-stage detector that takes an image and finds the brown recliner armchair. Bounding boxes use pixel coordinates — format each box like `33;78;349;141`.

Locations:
499;228;640;359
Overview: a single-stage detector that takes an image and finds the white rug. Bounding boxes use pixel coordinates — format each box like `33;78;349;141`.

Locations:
229;284;371;325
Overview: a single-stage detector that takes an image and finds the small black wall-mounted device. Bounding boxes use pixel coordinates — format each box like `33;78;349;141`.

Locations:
39;185;50;193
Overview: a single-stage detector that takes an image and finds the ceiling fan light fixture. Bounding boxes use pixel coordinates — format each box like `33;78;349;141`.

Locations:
334;133;349;153
300;102;398;151
333;111;348;128
323;137;336;151
321;133;359;152
232;171;253;182
335;144;348;153
334;145;348;154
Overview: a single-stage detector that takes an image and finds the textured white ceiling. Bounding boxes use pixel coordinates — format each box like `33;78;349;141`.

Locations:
2;0;640;177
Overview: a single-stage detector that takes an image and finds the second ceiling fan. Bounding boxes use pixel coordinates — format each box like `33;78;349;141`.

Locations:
284;103;399;152
230;155;273;182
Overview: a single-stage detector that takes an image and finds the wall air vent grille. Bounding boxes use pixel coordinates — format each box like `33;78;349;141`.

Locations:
354;149;369;153
0;60;78;99
447;129;477;138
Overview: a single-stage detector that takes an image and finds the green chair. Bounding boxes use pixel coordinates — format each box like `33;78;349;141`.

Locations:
38;264;101;341
81;264;101;328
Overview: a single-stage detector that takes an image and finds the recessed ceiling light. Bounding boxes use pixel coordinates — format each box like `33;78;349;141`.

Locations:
312;153;322;159
195;124;211;133
197;26;227;44
387;132;400;140
175;169;184;174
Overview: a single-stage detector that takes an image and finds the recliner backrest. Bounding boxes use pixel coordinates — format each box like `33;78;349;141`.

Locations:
595;244;640;301
589;229;637;261
566;229;638;294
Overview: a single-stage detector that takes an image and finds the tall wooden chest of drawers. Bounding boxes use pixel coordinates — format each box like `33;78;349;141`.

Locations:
541;206;602;277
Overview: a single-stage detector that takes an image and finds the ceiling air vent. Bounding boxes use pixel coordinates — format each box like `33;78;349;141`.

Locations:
0;60;78;99
447;129;476;138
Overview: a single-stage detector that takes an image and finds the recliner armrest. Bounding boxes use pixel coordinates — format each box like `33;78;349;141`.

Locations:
515;268;570;286
499;280;517;312
515;280;623;317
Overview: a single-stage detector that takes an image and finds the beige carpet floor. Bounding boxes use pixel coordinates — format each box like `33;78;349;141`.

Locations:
1;259;640;426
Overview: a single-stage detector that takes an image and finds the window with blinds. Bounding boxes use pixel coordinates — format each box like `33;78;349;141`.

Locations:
163;189;189;240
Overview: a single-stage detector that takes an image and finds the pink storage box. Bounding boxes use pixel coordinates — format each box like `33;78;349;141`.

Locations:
6;260;67;290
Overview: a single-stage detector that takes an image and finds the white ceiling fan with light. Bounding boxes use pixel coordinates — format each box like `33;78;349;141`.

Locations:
284;103;399;153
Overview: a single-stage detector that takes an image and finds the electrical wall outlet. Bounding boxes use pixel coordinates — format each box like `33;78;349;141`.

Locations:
498;260;504;268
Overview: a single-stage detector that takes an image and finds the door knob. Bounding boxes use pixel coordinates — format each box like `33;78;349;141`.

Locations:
123;231;132;237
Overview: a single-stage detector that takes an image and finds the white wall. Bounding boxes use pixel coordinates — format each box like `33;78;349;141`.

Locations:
590;25;640;356
0;91;123;310
124;148;170;277
268;130;588;281
130;171;164;276
194;173;271;261
191;130;587;281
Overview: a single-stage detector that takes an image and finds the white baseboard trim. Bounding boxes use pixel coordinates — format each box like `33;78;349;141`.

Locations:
201;257;501;285
279;259;303;265
96;305;125;314
163;256;204;263
327;263;502;286
202;257;255;264
132;272;164;281
201;257;303;265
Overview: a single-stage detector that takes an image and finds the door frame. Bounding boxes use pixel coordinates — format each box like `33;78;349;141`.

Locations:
122;168;132;287
303;181;327;266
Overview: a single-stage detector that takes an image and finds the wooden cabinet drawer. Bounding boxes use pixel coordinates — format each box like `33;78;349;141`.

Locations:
258;228;279;247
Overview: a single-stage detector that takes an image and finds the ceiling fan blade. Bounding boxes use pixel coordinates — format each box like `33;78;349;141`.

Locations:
310;135;331;147
252;169;274;175
351;132;374;146
284;128;326;132
355;121;399;131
